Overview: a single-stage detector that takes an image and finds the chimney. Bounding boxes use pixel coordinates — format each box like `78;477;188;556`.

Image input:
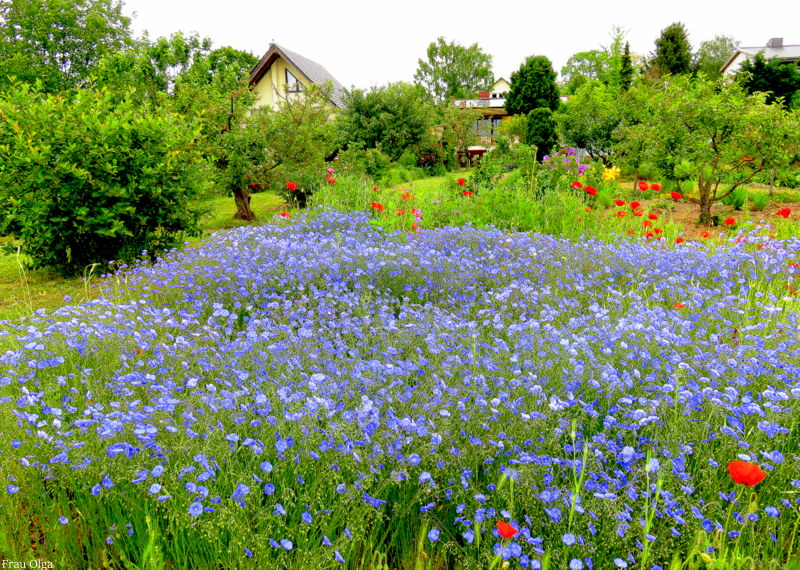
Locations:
766;38;784;48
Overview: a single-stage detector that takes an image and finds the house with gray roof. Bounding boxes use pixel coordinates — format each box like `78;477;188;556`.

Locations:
249;43;346;110
720;38;800;76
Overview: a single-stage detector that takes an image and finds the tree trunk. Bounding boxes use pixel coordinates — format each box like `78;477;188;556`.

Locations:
769;167;776;197
232;188;256;221
698;182;713;226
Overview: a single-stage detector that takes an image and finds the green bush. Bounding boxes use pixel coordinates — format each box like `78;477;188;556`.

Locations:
721;185;748;210
0;84;205;275
525;107;558;161
380;166;424;187
751;191;770;211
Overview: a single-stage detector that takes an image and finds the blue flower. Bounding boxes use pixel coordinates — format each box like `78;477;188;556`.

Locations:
428;528;440;542
58;516;69;525
280;538;293;551
188;502;203;517
562;533;576;546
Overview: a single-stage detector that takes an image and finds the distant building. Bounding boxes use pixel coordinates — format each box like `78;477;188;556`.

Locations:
453;78;512;146
249;43;345;110
720;38;800;76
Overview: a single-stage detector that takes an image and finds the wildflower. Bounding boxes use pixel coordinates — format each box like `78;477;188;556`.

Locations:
776;208;791;218
457;178;466;186
616;211;626;218
632;210;644;216
728;461;766;486
286;182;297;191
637;181;649;191
650;183;661;191
280;212;291;218
700;231;710;239
614;199;626;206
562;533;577;545
188;502;203;517
724;217;736;226
428;528;440;542
373;186;379;192
462;191;474;197
397;209;405;216
497;521;518;538
327;167;335;174
648;213;659;220
674;302;686;309
371;202;384;212
671;192;682;200
675;237;685;244
630;201;641;210
401;192;411;200
327;176;335;184
584;186;597;197
59;516;69;525
572;181;583;189
585;207;591;212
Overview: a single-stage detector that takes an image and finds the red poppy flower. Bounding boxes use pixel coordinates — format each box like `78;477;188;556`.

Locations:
585;207;591;212
411;224;418;230
637;181;649;191
614;199;626;207
633;210;644;217
642;220;653;228
370;201;384;212
462;191;474;197
674;302;686;309
630;201;641;210
650;183;661;191
700;231;710;239
724;217;736;226
616;211;626;217
776;208;792;218
626;230;635;235
572;181;583;189
648;213;659;220
675;237;685;244
279;212;291;218
373;186;379;192
728;461;766;487
135;348;142;355
654;228;663;234
396;209;405;216
286;182;297;191
457;178;466;186
671;192;683;200
402;192;411;200
644;231;655;238
497;521;518;539
327;176;336;184
584;186;597;197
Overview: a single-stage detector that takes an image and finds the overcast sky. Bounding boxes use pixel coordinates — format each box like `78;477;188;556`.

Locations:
122;0;799;90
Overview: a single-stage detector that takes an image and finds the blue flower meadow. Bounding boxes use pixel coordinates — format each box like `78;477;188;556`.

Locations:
1;210;799;568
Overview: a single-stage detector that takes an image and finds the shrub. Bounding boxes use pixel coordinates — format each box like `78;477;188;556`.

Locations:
721;185;748;210
0;84;205;275
525;108;558;161
751;191;770;211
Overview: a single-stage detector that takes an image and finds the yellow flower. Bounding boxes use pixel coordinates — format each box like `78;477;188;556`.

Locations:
602;165;621;182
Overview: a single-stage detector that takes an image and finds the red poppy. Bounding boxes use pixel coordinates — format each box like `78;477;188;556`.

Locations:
675;237;685;244
585;207;591;212
671;192;683;200
642;220;653;228
648;213;659;220
135;348;142;355
616;211;626;217
497;521;518;539
654;228;663;234
411;224;419;230
674;302;686;309
614;199;626;207
462;191;474;197
279;212;291;218
286;182;297;191
396;209;405;216
637;181;649;191
700;231;710;239
626;230;635;235
457;178;466;186
728;461;766;487
373;186;379;192
724;217;736;226
584;186;597;197
370;201;384;212
633;210;644;217
644;231;655;238
572;181;583;189
327;176;336;184
776;208;791;218
650;183;662;191
402;192;411;200
630;201;641;210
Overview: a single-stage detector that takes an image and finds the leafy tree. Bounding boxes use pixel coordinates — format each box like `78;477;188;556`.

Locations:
335;82;432;161
619;42;634;91
414;37;493;104
737;52;800;108
438;101;482;157
0;84;205;274
560;50;609;95
0;0;132;92
615;75;800;224
650;22;693;76
694;34;738;79
557;81;619;162
506;56;560;116
525;108;557;161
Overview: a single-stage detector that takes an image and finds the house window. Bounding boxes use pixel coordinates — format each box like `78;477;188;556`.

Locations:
286;69;302;92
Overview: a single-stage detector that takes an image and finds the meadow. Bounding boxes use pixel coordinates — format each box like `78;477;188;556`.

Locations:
2;179;800;568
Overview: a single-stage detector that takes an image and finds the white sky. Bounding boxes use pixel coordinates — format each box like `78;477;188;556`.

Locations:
122;0;800;89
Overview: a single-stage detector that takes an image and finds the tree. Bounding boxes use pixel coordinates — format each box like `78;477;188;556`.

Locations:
694;35;738;79
505;56;560;116
438;101;482;157
0;0;132;92
335;82;432;161
650;22;693;76
737;52;800;108
525;108;557;161
414;37;493;104
557;81;619;162
560;50;609;95
619;42;634;91
615;75;800;224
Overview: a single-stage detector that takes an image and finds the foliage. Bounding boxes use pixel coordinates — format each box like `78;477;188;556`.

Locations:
438;101;482;156
497;113;527;143
650;22;693;76
505;55;560;116
413;37;493;104
560;50;610;95
693;35;738;79
557;81;620;162
335;82;433;161
525;108;557;162
0;84;205;275
737;52;800;108
615;75;800;224
0;0;132;92
619;42;634;91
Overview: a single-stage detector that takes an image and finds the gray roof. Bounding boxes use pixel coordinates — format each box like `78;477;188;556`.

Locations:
720;41;800;74
250;43;346;109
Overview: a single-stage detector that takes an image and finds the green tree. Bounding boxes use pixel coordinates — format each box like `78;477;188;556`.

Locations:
506;55;560;116
615;75;800;224
694;34;738;79
650;22;693;76
619;42;634;91
560;50;609;95
525;108;557;161
0;0;132;92
737;52;800;108
0;84;205;274
335;82;432;161
414;37;493;104
557;81;619;162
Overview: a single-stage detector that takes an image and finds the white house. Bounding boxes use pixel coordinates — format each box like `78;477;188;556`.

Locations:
720;38;800;76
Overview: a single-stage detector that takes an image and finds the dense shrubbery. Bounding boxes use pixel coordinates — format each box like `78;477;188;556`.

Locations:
0;84;206;275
